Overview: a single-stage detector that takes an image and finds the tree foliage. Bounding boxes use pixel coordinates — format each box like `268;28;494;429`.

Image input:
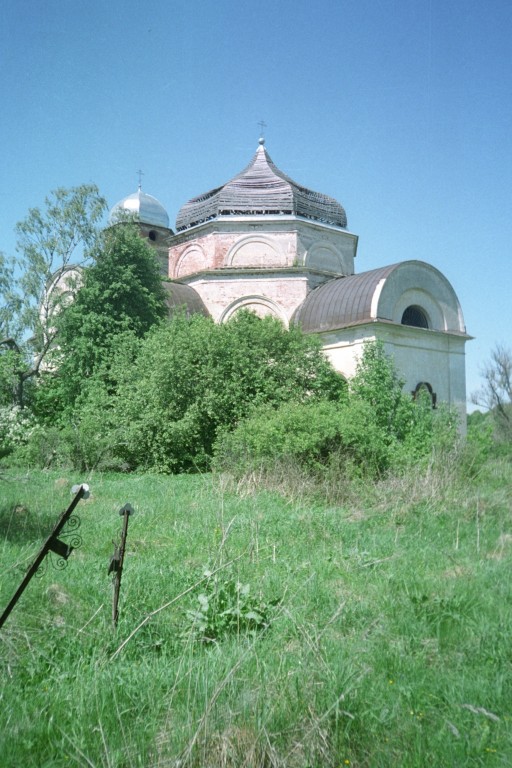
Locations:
16;184;107;353
0;346;26;408
42;223;168;414
0;253;19;339
0;185;107;406
95;311;347;472
472;344;512;440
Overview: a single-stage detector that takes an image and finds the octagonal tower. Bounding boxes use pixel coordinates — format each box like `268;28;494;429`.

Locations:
168;140;358;325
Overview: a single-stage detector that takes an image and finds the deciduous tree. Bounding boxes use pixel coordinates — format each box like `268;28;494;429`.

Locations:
47;222;167;413
0;185;107;406
107;310;347;472
472;344;512;438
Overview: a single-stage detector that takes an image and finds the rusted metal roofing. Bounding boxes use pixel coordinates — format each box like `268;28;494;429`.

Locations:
293;264;400;332
162;282;210;318
176;142;347;231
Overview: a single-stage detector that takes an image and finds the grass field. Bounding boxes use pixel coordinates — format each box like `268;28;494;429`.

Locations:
1;453;511;767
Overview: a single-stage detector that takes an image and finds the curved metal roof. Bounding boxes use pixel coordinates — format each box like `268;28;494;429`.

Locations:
293;264;400;332
162;282;210;318
293;261;467;334
176;142;347;231
109;189;170;229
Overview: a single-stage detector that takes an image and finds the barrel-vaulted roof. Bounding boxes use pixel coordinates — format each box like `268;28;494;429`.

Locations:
162;281;210;318
293;261;466;334
294;265;398;333
176;141;347;231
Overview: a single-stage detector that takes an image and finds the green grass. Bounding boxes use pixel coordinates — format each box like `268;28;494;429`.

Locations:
1;454;511;767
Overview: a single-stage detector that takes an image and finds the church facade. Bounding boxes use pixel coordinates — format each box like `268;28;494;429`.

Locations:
110;139;470;425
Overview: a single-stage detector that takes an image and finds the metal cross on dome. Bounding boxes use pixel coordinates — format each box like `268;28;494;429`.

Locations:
258;120;267;143
137;169;144;190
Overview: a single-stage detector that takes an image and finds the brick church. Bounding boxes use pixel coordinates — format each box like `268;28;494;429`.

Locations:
110;137;470;424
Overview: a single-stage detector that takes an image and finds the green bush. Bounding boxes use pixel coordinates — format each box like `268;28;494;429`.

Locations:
214;398;391;478
349;339;408;437
106;311;346;472
214;341;459;482
0;405;38;460
28;310;345;473
8;423;65;468
462;414;507;473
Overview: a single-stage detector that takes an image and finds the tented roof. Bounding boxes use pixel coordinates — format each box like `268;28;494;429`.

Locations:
176;142;347;231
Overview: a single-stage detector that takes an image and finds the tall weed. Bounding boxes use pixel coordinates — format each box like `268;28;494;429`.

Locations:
1;424;511;767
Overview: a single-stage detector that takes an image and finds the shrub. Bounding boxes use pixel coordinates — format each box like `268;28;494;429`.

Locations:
214;341;459;483
388;395;459;471
458;414;497;477
214;398;391;479
108;311;347;472
0;405;38;460
350;339;408;438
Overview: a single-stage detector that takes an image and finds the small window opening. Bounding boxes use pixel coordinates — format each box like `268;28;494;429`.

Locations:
148;230;157;242
412;381;437;408
401;305;429;328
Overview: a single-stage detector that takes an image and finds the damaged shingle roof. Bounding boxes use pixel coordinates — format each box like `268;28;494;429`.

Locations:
176;142;347;231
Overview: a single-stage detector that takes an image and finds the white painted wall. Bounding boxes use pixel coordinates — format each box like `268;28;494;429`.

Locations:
321;323;468;432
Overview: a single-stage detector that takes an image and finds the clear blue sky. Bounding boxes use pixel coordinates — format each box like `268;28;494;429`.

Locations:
2;0;511;407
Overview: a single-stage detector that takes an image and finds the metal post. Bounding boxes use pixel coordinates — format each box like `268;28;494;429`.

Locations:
110;503;134;627
0;484;90;630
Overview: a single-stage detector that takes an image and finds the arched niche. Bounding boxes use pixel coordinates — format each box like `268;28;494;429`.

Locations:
175;244;208;278
305;242;344;275
225;236;283;269
220;295;288;326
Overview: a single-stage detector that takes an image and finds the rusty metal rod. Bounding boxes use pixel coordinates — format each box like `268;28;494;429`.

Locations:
0;484;87;630
112;504;134;627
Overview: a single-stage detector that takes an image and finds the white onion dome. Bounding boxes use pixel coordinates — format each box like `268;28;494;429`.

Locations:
109;189;170;229
176;143;347;231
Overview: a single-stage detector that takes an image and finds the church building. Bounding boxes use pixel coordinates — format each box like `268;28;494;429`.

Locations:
110;138;470;425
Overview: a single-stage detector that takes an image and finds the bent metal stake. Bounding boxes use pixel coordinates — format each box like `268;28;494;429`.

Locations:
109;503;135;627
0;483;90;630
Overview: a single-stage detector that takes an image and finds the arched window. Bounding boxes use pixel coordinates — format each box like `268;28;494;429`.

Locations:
412;381;437;408
401;305;429;329
148;230;157;242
